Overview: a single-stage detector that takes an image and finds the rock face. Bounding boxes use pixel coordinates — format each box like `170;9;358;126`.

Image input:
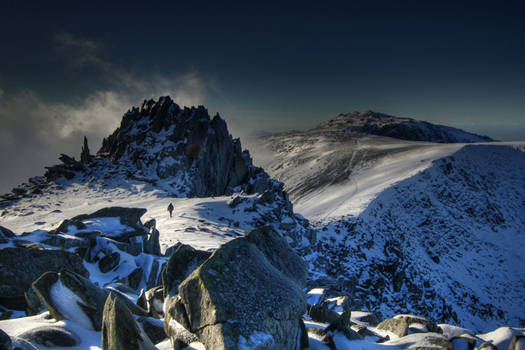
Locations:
102;292;156;350
162;243;211;297
97;96;270;197
0;248;88;310
165;226;308;349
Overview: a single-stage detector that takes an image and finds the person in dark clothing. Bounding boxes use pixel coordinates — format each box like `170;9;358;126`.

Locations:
167;203;174;218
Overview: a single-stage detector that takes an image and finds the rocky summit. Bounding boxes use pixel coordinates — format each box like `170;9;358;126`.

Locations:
97;96;268;197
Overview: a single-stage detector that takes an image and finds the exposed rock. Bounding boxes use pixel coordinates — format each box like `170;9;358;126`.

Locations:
18;326;79;347
99;252;121;273
377;315;441;338
167;226;307;349
308;328;336;350
354;311;381;326
143;225;161;256
137;317;167;345
0;225;14;242
389;333;451;350
162;243;211;297
97;97;270;196
0;328;11;350
80;136;91;165
479;342;498;349
140;286;164;318
509;335;525;350
125;267;144;290
101;292;156;350
24;287;43;316
71;207;147;230
0;247;88;310
377;316;410;337
164;298;199;350
32;269;148;331
49;219;86;234
308;302;340;324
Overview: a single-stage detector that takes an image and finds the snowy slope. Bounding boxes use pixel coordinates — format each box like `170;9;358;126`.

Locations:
305;144;525;331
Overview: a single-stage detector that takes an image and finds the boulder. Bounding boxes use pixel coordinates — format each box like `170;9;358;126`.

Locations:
71;207;147;230
99;252;121;273
509;335;525;350
307;328;336;350
142;221;161;256
24;287;43;316
101;292;156;350
377;316;410;337
137;317;167;345
0;329;11;350
162;243;211;297
308;302;340;324
377;314;441;338
32;269;148;331
387;333;451;350
139;286;164;318
167;226;307;349
0;247;88;310
0;226;14;238
18;326;79;347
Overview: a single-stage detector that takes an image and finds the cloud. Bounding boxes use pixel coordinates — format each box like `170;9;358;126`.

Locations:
0;33;212;193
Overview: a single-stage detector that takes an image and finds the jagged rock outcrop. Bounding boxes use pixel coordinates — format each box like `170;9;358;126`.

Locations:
80;136;91;165
97;96;271;197
165;226;308;349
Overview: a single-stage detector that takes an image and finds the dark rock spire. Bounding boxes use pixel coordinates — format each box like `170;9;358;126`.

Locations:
80;136;91;165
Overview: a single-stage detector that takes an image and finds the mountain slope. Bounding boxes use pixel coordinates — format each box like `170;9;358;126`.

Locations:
307;144;525;331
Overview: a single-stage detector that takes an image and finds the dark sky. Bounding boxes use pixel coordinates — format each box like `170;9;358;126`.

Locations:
1;1;524;193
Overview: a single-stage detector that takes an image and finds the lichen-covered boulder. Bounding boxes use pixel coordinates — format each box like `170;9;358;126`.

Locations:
0;247;88;310
102;292;156;350
166;226;308;349
377;314;441;338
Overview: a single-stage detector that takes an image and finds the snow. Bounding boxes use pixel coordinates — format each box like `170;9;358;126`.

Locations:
0;313;102;350
50;279;94;330
477;327;525;350
306;288;325;305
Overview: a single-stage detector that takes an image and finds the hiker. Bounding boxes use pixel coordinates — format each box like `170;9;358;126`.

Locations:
167;203;174;218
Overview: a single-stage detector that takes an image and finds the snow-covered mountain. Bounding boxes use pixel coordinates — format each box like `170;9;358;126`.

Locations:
316;111;493;143
1;101;524;349
306;145;525;331
250;113;525;332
